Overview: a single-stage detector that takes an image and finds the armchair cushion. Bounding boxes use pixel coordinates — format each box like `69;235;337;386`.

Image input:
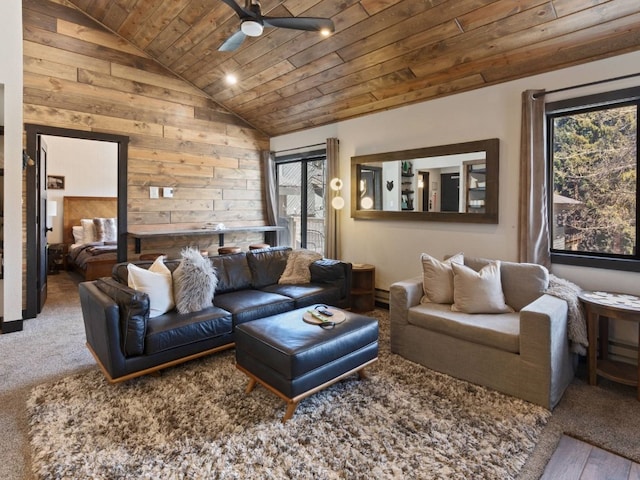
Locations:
464;256;548;311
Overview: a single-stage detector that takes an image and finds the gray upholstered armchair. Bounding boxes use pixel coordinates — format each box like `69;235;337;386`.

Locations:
389;256;575;409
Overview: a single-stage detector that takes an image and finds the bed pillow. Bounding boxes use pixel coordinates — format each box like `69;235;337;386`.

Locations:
420;252;464;304
72;226;84;244
93;217;117;242
278;249;322;285
81;218;97;243
451;261;513;314
172;247;218;314
127;256;175;317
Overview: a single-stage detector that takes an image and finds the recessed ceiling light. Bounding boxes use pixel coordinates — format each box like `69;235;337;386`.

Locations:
225;74;238;85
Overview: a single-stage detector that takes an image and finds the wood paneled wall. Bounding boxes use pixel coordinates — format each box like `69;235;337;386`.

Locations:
22;0;270;262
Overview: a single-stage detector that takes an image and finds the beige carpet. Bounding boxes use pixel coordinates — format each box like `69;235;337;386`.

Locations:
27;308;550;479
1;271;639;479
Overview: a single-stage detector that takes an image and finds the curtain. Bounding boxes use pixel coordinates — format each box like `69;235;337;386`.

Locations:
325;138;340;259
261;150;279;246
518;89;551;268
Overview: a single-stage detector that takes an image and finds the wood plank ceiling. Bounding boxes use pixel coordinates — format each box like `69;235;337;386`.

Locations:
66;0;640;137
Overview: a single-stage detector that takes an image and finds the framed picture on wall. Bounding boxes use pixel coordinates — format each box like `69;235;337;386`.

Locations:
47;175;65;190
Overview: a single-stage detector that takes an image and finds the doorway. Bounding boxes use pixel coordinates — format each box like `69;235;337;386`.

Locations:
24;125;128;319
440;172;460;212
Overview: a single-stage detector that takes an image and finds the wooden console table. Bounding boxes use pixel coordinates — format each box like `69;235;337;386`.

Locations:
578;291;640;401
128;225;284;253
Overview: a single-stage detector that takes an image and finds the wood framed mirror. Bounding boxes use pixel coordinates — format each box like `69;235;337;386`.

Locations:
351;138;499;223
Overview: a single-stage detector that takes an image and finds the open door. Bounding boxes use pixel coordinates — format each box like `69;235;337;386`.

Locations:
37;136;49;312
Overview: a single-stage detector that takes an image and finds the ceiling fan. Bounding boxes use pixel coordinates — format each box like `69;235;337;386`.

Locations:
218;0;335;52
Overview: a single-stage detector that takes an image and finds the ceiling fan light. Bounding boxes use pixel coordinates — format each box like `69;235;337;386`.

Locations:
241;20;263;37
320;28;332;37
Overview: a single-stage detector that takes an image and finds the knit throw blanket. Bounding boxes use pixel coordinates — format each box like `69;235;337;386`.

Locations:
545;274;588;355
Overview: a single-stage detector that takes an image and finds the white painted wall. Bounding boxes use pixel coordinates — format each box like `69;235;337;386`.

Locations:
0;1;22;324
42;136;118;245
271;51;640;346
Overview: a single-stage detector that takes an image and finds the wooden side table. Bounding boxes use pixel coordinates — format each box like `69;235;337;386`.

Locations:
47;243;68;275
351;263;375;312
578;291;640;401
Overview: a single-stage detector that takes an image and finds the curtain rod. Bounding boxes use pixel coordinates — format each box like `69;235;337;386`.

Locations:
533;72;640;98
274;142;326;154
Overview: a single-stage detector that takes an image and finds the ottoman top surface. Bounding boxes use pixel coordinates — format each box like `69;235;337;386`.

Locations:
235;306;378;353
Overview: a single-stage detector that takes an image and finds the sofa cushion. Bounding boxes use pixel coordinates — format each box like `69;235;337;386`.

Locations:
173;247;218;314
420;252;464;304
464;256;548;311
95;277;149;357
262;283;340;308
144;306;233;355
408;303;520;354
279;249;323;285
213;290;295;326
246;246;291;288
127;256;175;317
451;261;512;314
211;252;252;293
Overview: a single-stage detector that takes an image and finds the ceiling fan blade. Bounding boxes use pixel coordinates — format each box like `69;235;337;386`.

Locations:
262;16;335;33
220;0;252;19
218;29;247;51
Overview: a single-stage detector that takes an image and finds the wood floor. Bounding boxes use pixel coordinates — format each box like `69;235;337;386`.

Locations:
541;435;640;480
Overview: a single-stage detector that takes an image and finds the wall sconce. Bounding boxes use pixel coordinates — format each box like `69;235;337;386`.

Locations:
330;177;344;210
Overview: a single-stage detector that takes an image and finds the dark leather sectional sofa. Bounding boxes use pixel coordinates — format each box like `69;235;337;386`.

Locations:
78;247;352;383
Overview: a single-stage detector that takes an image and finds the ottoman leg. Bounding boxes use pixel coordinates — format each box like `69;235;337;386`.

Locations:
283;401;298;423
245;378;257;394
358;368;367;380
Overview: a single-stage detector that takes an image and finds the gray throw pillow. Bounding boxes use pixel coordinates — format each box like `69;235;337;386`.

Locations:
172;247;218;314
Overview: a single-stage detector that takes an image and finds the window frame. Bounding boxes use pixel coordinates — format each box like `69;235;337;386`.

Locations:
275;148;327;250
546;86;640;272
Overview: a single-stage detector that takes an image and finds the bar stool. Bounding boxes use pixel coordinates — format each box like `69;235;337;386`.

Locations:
249;243;270;250
139;253;166;261
218;246;242;255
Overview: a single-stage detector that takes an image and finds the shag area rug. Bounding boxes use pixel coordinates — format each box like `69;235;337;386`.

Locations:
28;311;550;479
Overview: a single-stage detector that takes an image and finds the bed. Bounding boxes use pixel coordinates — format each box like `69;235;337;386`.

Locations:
63;196;118;281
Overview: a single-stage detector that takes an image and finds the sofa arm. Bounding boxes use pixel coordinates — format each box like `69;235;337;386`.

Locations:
310;259;352;309
79;281;131;380
519;293;569;364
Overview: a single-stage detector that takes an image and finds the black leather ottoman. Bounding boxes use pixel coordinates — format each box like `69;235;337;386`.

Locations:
235;306;379;422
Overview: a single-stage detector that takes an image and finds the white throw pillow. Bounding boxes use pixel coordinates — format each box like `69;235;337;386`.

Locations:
420;252;464;304
127;256;175;318
451;261;513;314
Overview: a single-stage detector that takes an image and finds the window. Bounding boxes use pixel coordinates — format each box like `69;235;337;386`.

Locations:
547;87;639;270
275;150;327;255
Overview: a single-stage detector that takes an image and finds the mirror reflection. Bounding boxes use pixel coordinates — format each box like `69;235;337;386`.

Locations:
351;139;499;223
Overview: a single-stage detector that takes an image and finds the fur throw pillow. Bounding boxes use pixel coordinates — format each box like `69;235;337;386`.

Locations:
172;247;218;314
279;249;322;285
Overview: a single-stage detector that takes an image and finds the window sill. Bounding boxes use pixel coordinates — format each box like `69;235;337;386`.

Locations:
551;252;640;273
